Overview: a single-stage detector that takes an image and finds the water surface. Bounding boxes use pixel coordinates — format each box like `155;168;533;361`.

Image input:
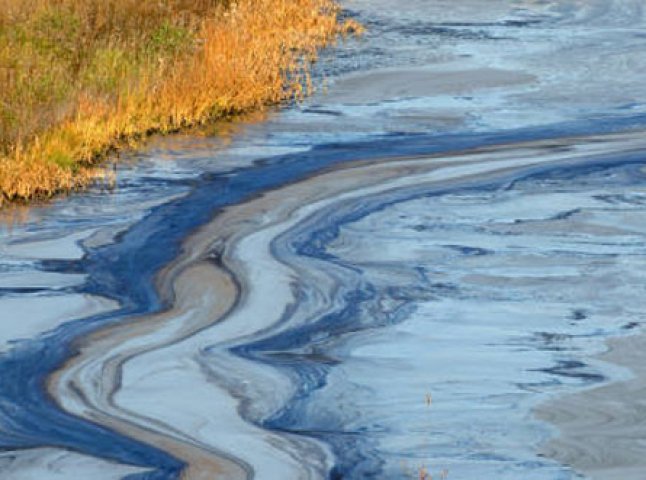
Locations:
2;1;646;479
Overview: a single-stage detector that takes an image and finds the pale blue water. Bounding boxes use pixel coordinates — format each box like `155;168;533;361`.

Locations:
2;1;646;478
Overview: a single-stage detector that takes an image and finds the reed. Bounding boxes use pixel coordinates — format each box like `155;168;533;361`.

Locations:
0;0;361;204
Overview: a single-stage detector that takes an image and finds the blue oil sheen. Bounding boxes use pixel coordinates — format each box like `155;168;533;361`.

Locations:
1;116;646;478
231;157;646;479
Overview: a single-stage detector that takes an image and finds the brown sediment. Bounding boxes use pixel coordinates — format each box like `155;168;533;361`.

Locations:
49;263;249;479
537;332;646;480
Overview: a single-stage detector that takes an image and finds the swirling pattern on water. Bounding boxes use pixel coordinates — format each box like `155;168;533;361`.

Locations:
2;1;646;479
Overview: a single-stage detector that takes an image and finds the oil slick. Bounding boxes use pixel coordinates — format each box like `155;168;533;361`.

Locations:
3;0;646;479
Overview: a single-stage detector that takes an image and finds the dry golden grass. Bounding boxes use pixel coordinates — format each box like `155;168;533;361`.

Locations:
0;0;362;204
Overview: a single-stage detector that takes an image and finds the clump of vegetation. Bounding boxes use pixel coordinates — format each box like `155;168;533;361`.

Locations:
0;0;362;204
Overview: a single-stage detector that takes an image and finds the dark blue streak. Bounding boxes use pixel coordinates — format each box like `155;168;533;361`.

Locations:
1;114;646;478
231;155;646;478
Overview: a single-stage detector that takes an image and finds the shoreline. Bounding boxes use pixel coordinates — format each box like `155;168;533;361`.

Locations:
0;0;360;205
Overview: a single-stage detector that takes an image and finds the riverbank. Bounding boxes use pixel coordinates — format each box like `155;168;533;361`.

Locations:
0;0;359;205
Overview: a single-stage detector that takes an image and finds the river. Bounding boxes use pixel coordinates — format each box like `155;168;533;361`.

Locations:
2;1;646;479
